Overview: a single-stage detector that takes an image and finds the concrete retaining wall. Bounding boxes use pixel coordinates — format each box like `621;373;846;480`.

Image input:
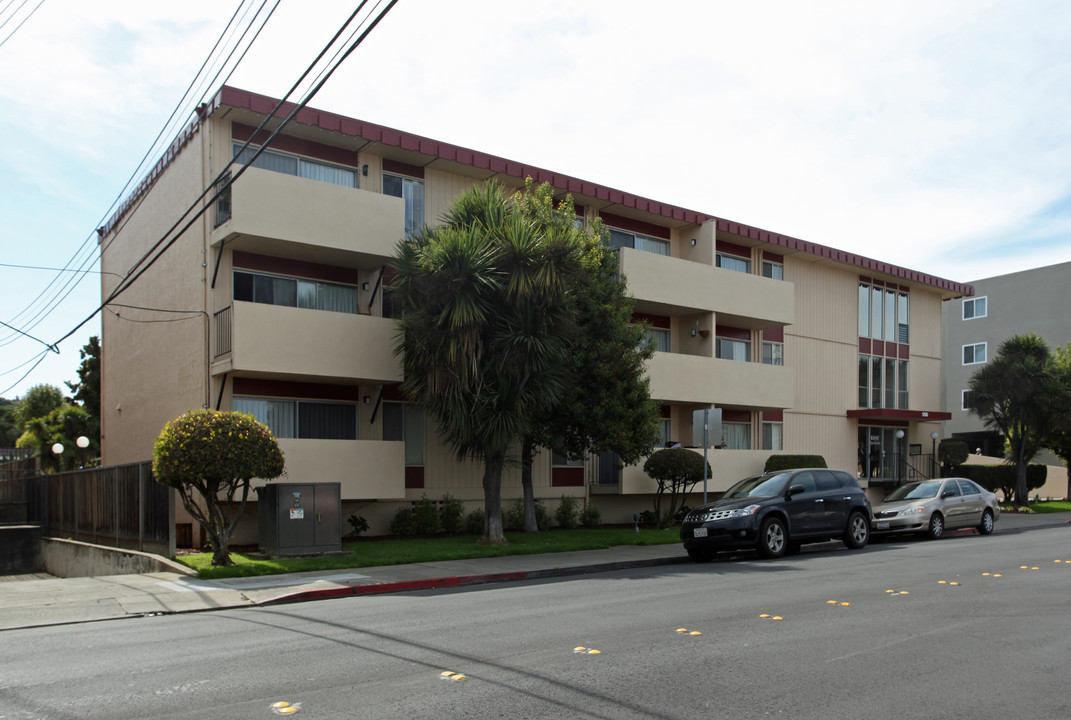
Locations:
41;537;195;578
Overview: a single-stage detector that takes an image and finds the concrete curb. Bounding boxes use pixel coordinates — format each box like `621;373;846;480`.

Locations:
257;555;689;607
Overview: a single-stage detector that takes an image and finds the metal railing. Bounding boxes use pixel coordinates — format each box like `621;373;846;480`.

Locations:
214;305;232;357
41;461;174;556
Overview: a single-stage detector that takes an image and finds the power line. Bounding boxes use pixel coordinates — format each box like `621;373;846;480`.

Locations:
0;0;42;50
69;0;394;338
0;1;263;345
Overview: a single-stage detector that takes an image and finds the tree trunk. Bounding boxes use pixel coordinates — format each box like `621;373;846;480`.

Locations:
480;450;508;545
521;439;538;533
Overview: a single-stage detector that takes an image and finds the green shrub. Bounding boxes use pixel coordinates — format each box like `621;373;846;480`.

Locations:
938;440;969;476
389;506;418;536
504;498;549;531
580;502;601;528
346;514;369;537
638;509;657;525
555;495;580;529
412;493;441;534
465;507;485;534
955;464;1047;500
764;454;827;472
439;494;465;534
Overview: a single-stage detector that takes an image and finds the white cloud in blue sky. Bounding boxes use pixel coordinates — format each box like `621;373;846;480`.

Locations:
2;0;1070;398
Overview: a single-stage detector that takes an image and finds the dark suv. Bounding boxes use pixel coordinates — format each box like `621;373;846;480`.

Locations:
680;468;872;561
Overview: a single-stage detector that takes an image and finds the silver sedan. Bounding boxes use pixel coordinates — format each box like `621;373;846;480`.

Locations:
871;478;999;539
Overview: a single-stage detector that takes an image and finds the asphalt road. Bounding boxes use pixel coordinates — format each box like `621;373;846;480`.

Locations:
2;527;1069;719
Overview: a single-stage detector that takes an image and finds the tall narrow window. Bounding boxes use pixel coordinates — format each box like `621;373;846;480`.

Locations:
646;328;671;352
858;355;869;408
761;341;784;366
383;173;424;237
762;422;783;450
858;284;870;338
723;423;751;449
383;402;425;465
762;261;783;280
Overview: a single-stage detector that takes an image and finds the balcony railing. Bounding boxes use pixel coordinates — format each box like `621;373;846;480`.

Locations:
213;305;232;358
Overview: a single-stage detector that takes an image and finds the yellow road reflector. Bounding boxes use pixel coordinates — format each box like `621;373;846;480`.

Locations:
272;702;291;709
676;628;688;633
939;580;947;584
441;672;456;678
689;631;702;636
277;708;298;715
760;614;771;618
950;582;960;586
840;602;851;606
587;649;602;655
982;573;990;576
886;589;896;593
994;574;1002;578
451;675;467;681
827;600;838;604
899;591;909;595
1055;560;1062;563
573;647;587;652
1031;567;1039;570
1020;565;1029;569
772;616;784;621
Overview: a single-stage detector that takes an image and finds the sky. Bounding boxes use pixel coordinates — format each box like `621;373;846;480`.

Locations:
1;0;1070;400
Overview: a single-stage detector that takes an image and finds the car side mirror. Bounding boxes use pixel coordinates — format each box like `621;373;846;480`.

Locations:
787;484;805;497
941;490;955;499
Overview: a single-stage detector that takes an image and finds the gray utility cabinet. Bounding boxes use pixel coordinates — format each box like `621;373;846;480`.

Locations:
257;483;341;556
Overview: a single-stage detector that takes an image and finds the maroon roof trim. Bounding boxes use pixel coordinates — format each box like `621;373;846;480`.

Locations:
99;85;974;298
846;409;952;421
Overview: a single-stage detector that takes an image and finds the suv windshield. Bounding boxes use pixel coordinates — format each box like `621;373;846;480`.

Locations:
723;473;791;499
884;481;941;501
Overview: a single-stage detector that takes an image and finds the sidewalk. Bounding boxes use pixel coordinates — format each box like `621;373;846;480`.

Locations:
2;511;1067;632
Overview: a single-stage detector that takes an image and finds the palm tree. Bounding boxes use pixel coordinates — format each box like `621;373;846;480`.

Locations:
392;182;581;544
968;333;1069;505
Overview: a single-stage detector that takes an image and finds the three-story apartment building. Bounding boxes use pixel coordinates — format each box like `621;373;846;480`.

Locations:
99;86;971;539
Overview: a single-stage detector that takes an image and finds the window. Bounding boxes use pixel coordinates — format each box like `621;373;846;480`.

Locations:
383;172;424;238
234;397;357;440
761;260;783;280
723;422;751;449
961;389;975;411
232;142;356;188
858;355;909;409
716;338;750;362
716;252;750;273
963;343;986;365
646;327;671;352
234;270;357;314
761;341;784;366
963;296;987;319
383;402;425;465
659;418;672;447
858;281;909;343
552;451;584;467
762;422;783;450
608;228;670;256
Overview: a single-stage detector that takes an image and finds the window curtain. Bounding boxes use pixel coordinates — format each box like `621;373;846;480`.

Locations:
234;397;297;439
723;423;751;450
299;159;356;188
299;402;357;440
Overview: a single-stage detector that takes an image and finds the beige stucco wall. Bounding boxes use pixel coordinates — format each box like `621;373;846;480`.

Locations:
101;125;211;465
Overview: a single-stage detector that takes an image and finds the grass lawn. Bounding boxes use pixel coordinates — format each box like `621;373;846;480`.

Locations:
1029;500;1071;513
179;527;682;580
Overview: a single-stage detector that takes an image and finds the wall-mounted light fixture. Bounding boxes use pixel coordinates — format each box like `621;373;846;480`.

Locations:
691;329;697;337
690;238;697;246
362;282;370;291
363;395;371;404
362;164;369;176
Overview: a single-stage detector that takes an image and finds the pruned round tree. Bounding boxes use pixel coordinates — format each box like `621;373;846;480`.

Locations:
153;410;284;565
643;448;711;529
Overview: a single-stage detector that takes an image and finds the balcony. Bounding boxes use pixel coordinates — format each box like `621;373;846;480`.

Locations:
210;167;404;266
619;248;794;328
252;438;406;500
646;353;793;409
213;301;402;384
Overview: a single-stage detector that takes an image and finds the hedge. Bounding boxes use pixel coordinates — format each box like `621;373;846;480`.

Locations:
764;454;828;472
954;464;1047;499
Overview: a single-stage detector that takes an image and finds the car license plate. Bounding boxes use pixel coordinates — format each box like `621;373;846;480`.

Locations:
693;527;708;538
876;521;889;530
